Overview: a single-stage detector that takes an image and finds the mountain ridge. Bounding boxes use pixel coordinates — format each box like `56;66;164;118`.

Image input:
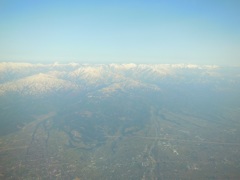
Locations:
0;62;238;96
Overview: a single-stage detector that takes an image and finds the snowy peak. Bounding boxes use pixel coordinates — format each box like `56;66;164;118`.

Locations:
0;62;238;97
0;73;78;96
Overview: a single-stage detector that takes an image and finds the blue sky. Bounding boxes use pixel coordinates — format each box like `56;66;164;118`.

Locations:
0;0;239;65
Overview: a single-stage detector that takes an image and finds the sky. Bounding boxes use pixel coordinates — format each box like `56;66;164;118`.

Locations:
0;0;240;65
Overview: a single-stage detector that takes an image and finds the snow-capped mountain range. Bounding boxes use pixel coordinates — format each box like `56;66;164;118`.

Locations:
0;62;239;96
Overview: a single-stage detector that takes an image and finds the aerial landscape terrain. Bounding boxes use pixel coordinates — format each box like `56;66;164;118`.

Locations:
1;0;240;179
0;62;240;179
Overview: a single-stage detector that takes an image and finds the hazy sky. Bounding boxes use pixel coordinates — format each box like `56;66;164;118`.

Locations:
0;0;239;65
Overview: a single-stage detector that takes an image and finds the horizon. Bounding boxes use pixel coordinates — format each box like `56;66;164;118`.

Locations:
0;61;239;68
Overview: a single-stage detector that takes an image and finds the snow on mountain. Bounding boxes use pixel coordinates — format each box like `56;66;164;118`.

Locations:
69;66;106;82
0;73;79;96
100;79;161;95
109;63;137;70
0;62;236;97
69;65;127;85
0;62;35;73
